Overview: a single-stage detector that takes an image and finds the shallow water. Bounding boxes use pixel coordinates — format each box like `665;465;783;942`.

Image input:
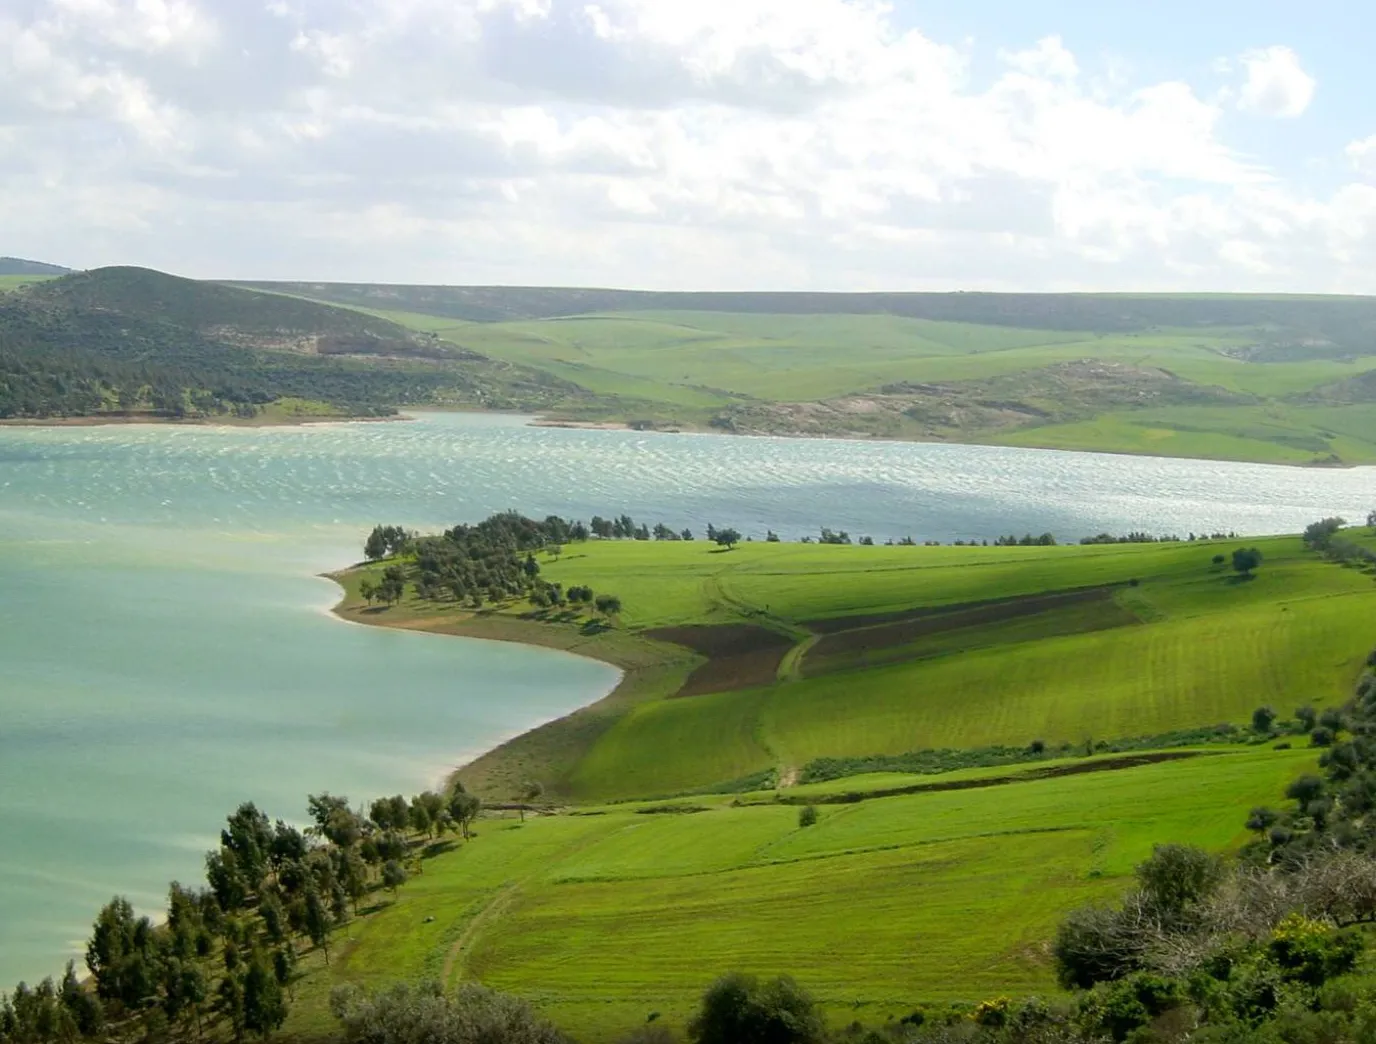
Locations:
1;412;1372;985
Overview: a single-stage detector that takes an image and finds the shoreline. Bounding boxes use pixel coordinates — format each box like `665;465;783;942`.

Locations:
322;569;698;802
0;411;408;430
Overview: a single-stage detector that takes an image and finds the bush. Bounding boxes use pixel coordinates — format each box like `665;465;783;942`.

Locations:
1053;905;1143;989
1134;844;1223;924
687;973;826;1044
331;982;570;1044
798;806;819;828
1252;706;1277;734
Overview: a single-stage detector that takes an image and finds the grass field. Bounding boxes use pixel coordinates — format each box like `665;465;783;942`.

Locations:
298;528;1376;1039
0;274;56;292
333;303;1376;464
336;532;1376;803
283;745;1316;1041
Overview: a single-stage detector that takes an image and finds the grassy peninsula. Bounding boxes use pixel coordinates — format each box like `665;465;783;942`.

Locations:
260;514;1376;1038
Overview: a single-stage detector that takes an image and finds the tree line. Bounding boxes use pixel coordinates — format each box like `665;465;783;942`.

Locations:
1;782;483;1044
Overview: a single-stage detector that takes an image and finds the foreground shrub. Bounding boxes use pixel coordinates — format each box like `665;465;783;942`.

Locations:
331;981;569;1044
687;972;826;1044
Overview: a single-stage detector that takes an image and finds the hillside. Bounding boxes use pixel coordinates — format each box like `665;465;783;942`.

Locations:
0;257;69;277
249;283;1376;464
305;525;1376;1039
0;267;587;420
336;532;1375;804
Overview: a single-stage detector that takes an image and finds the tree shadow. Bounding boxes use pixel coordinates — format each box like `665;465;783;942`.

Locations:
422;840;457;860
1224;573;1258;585
580;619;612;635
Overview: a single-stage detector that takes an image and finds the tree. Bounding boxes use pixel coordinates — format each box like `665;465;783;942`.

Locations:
381;861;407;897
242;951;287;1039
1252;706;1277;734
594;594;622;617
1232;547;1263;576
1295;705;1318;732
687;973;826;1044
797;805;818;828
448;790;482;840
86;896;159;1010
303;887;333;964
1303;517;1347;550
1211;553;1226;566
713;528;741;551
1369;510;1376;533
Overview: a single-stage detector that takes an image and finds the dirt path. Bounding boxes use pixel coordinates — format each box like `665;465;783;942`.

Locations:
441;883;523;986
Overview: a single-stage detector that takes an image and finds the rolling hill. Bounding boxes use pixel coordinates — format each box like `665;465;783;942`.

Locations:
246;281;1376;464
0;267;586;420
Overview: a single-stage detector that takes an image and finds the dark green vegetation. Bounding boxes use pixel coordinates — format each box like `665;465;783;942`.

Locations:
2;782;486;1044
245;282;1376;463
0;268;580;420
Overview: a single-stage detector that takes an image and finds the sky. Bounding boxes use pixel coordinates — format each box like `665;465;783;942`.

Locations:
4;0;1376;291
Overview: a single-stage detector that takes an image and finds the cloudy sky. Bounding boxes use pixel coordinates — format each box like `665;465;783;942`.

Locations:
3;0;1375;291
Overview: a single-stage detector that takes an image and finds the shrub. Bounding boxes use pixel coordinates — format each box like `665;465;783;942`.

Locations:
1053;905;1143;989
331;982;570;1044
797;805;819;828
687;973;826;1044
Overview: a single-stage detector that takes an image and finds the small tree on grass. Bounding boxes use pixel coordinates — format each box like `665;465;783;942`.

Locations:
381;860;407;897
518;781;544;822
713;528;742;551
595;595;622;618
1252;706;1277;734
798;805;818;828
1232;547;1263;577
1369;510;1376;533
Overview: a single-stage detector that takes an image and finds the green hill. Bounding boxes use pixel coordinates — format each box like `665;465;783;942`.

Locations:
0;267;585;420
303;527;1376;1040
247;283;1376;463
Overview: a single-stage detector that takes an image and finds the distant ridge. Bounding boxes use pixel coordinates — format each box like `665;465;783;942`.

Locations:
0;257;71;277
240;280;1376;337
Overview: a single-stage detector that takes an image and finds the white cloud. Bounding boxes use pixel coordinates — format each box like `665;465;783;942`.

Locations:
0;1;1371;291
1236;45;1315;118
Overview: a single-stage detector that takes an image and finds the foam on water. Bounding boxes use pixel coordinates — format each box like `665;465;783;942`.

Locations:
1;411;1374;984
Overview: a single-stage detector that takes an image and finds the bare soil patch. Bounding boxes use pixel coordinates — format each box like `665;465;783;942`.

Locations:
807;584;1125;635
648;624;795;697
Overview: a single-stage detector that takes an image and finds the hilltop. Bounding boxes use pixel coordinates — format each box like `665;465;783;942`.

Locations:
244;282;1376;465
0;267;585;420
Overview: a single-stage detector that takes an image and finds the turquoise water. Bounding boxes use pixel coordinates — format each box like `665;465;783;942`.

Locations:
2;412;1373;985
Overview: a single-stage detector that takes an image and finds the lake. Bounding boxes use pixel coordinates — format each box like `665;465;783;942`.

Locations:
1;411;1372;985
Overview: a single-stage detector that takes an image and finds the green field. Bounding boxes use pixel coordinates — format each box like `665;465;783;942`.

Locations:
0;274;55;292
285;746;1315;1040
270;528;1376;1039
338;535;1376;804
338;303;1376;464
